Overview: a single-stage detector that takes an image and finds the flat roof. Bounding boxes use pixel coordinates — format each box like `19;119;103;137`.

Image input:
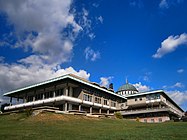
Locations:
3;74;126;99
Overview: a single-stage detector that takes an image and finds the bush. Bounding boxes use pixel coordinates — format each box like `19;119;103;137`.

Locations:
25;108;33;117
115;112;123;119
136;117;140;122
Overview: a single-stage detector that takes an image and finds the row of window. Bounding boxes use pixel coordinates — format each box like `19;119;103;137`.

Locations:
27;89;64;102
83;93;116;107
144;118;162;123
146;94;160;101
135;97;142;101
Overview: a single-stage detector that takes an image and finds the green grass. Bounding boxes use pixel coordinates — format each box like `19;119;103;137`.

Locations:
0;113;186;140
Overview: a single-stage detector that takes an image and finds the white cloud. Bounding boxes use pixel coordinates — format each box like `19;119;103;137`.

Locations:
159;0;183;9
177;69;184;73
167;90;187;107
163;82;184;89
153;33;187;58
84;47;100;61
172;82;184;88
100;77;113;87
133;82;150;92
98;16;103;24
129;0;144;8
0;0;84;65
159;0;169;9
0;63;90;93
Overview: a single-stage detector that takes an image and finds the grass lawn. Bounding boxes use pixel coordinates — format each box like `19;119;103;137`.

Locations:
0;112;186;140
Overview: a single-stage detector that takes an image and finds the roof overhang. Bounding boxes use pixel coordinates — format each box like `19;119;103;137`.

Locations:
3;74;126;100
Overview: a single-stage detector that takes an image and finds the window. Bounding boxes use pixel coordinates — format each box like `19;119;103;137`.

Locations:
104;99;108;105
111;101;116;107
83;94;92;102
95;97;101;104
135;98;137;101
151;119;155;123
139;98;142;101
144;119;147;123
159;118;162;122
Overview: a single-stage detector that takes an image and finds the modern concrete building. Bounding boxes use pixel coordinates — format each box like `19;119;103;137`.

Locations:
2;74;184;122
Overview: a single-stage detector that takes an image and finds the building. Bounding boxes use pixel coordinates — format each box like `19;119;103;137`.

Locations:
2;74;184;123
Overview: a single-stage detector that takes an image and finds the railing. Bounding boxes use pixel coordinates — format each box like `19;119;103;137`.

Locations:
5;95;116;111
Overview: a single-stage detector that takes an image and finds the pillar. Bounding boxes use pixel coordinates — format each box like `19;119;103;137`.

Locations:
16;97;19;104
69;86;73;97
53;91;56;97
33;96;35;101
99;108;102;114
64;87;69;96
68;103;72;110
90;106;92;114
42;93;45;99
64;102;68;112
79;104;81;111
53;85;56;97
107;109;110;115
10;97;12;105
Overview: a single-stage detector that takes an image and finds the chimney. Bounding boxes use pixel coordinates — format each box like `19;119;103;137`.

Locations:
109;83;113;89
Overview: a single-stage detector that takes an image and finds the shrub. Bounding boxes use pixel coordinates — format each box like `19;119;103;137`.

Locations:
115;112;123;119
25;108;33;117
136;117;140;122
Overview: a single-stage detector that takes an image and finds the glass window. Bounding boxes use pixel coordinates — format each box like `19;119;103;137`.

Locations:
111;101;116;107
104;99;108;105
95;97;101;104
151;119;154;123
159;118;162;122
83;94;92;102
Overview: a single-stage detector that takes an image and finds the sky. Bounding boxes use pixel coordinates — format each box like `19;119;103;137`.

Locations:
0;0;187;111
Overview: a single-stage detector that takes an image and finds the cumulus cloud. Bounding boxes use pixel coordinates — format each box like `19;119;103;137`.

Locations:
0;1;97;103
84;47;100;61
133;82;150;92
0;63;90;93
167;90;187;108
153;33;187;58
177;69;184;73
0;0;85;65
100;76;113;87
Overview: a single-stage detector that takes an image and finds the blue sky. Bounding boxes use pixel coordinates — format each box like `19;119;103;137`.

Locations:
0;0;187;110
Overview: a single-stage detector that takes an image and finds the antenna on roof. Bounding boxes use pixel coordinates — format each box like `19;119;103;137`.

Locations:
126;77;128;84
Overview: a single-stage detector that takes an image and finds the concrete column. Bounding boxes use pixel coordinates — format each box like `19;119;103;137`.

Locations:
99;108;102;114
16;97;19;104
79;104;81;111
53;85;56;97
33;96;35;101
90;106;92;114
53;91;56;97
42;93;45;99
64;87;69;96
69;86;73;97
10;97;12;105
68;103;72;110
107;109;110;114
64;102;68;112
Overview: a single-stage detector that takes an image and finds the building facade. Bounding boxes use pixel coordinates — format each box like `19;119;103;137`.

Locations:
2;74;184;123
